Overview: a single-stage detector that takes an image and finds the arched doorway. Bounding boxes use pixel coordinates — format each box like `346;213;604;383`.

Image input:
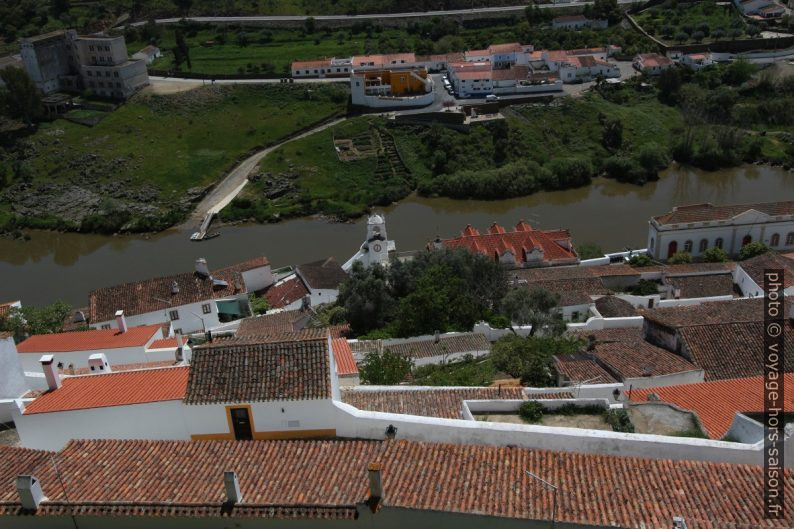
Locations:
667;241;678;258
742;235;752;247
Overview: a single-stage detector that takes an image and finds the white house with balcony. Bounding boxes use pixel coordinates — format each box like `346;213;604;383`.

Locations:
647;201;794;260
88;257;274;335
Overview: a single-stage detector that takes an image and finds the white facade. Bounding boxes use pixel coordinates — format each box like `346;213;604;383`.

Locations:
291;57;353;78
647;208;794;260
681;53;715;71
0;335;28;415
92;296;249;335
350;70;434;108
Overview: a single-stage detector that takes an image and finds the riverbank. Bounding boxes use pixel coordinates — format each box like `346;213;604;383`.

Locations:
0;83;348;236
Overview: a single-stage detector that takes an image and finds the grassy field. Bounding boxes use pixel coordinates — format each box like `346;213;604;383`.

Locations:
220;85;685;223
220;117;413;221
0;83;347;232
634;0;749;45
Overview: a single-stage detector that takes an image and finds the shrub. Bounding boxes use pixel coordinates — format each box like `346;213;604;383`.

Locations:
628;279;659;296
518;401;544;423
702;247;728;262
628;254;652;267
604;409;634;433
248;293;269;315
668;251;692;264
546;157;594;189
739;241;770;260
603;155;641;182
576;242;603;260
636;142;670;179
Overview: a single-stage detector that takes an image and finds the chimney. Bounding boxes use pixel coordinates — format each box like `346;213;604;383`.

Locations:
301;295;311;311
224;471;242;504
434;330;440;344
115;310;127;333
88;353;111;373
171;280;180;295
175;332;183;348
195;258;210;278
586;335;596;351
39;355;61;391
673;288;681;300
16;475;44;511
672;516;688;529
367;463;383;500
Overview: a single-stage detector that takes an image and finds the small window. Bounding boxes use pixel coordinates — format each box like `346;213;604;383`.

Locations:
698;239;708;252
174;328;182;335
105;71;110;77
169;310;180;321
770;233;780;247
101;324;111;330
787;232;794;245
683;240;693;253
114;71;119;77
202;303;211;314
715;237;723;249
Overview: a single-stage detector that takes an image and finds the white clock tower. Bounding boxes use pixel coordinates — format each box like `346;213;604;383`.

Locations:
342;213;395;271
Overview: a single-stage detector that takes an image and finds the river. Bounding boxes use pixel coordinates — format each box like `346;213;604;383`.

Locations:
1;163;792;307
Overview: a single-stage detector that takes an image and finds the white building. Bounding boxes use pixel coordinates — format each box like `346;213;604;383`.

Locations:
733;252;794;297
13;333;342;451
447;61;493;97
633;53;674;75
295;257;348;307
290;57;353;78
15;316;168;382
350;68;435;108
734;0;785;17
343;214;396;270
132;44;161;65
541;50;620;83
0;332;28;423
648;201;794;260
89;257;274;335
680;52;715;70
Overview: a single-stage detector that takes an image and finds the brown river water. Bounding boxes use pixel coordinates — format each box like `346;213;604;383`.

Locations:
1;163;792;307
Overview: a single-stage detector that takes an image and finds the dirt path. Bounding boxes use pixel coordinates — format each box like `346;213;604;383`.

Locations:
184;115;347;227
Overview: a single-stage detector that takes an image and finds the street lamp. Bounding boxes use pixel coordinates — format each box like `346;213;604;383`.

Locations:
525;470;558;529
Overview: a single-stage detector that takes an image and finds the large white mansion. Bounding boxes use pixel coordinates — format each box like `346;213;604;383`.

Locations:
648;201;794;260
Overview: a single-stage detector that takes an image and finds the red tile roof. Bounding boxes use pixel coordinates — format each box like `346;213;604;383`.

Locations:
296;257;347;290
1;438;790;527
738;252;794;289
342;387;527;418
488;42;523;54
264;275;309;309
89;257;269;323
0;300;19;318
236;309;311;337
332;338;358;376
435;221;577;265
23;367;189;414
291;58;332;69
630;374;794;439
636;53;673;68
16;324;161;353
653;201;794;225
185;336;331;403
554;353;618;384
148;337;178;349
383;333;490;360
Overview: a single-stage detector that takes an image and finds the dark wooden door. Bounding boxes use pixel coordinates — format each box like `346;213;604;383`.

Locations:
230;408;253;440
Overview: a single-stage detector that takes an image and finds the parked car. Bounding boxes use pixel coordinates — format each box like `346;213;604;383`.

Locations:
485;94;498;102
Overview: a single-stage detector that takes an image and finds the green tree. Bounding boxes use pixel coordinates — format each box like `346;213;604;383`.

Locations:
491;335;581;386
702;247;728;262
173;28;191;69
304;16;316;34
628;254;653;267
739;241;770;260
601;117;623;151
359;348;412;385
0;301;72;341
0;67;42;125
657;67;682;103
247;293;269;315
501;287;564;336
668;251;692;264
576;242;603;260
336;262;395;335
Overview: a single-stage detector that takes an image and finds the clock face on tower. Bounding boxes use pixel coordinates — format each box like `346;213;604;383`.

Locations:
373;243;382;252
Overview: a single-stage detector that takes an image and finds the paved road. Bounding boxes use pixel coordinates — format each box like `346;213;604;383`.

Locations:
185;117;346;227
150;76;347;85
124;1;639;27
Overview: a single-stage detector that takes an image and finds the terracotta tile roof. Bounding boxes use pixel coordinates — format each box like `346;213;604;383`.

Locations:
23;367;189;414
570;326;644;342
454;69;493;80
487;42;523;54
2;438;793;526
640;297;783;329
591;338;698;379
16;324;161;353
738;252;794;289
332;338;358;376
383;333;490;360
653;201;794;225
630;374;794;439
185;336;331;404
664;274;735;298
341;387;527;418
594;295;638;317
89;257;269;323
518;277;606;306
492;65;529;81
636;53;673;67
148;337;178;349
296;257;347;290
678;321;794;381
463;48;489;58
263;275;309;309
657;261;736;275
291;58;332;69
436;221;577;266
236;309;311;337
554;353;618;384
513;263;639;281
